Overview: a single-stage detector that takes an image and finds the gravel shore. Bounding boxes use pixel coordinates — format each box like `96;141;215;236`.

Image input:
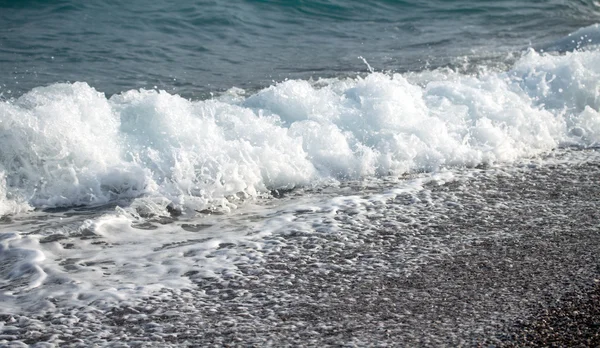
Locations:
496;282;600;347
1;148;599;347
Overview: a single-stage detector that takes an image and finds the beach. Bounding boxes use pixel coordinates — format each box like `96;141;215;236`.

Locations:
1;1;600;346
1;148;598;346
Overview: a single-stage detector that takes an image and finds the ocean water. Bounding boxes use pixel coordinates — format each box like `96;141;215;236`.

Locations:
1;0;600;346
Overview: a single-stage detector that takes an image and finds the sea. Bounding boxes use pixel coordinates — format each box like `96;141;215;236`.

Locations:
1;0;600;346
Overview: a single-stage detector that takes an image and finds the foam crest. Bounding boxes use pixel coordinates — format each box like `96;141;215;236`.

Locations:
511;49;600;143
0;48;598;212
113;89;315;211
0;83;149;211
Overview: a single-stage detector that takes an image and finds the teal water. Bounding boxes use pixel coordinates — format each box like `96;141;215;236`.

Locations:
1;0;598;98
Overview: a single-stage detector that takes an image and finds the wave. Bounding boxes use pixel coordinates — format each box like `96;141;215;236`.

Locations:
0;47;599;216
538;24;600;52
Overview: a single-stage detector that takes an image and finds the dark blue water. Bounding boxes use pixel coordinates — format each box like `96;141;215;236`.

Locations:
1;0;598;98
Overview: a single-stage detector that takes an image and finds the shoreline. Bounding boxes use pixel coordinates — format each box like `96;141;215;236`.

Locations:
1;148;599;346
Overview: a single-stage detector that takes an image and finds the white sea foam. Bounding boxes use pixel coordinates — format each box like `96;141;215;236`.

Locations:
0;233;47;294
0;170;448;313
0;48;598;216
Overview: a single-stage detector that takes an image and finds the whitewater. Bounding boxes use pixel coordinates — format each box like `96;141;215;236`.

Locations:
1;46;599;215
1;22;600;346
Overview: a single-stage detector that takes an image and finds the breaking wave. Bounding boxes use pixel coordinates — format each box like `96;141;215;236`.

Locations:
0;46;599;215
